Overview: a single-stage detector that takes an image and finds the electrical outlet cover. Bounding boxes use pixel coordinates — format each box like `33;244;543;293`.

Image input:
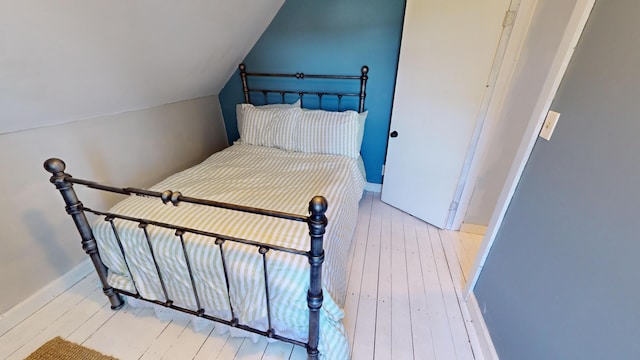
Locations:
539;111;560;140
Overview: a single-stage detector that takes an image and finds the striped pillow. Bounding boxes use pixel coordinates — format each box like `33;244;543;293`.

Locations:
236;100;300;135
269;108;301;149
296;109;362;158
239;104;301;149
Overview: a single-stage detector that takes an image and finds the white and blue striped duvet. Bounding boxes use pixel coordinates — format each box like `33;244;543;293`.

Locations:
92;143;365;360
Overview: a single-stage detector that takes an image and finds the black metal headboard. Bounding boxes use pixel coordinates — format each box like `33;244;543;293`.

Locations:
239;63;369;113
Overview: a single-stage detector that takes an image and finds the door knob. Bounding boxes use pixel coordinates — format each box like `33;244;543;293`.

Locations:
390;131;398;138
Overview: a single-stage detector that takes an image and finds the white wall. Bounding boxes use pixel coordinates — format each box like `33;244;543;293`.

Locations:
0;0;287;314
463;0;580;225
0;0;283;134
0;96;227;313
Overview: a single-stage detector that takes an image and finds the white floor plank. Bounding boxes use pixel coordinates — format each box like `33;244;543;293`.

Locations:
459;232;483;280
164;322;217;360
84;306;172;359
389;207;414;360
0;259;93;338
1;192;485;360
215;336;244;360
439;230;485;359
0;273;100;359
351;194;382;359
288;344;307;360
5;281;107;360
343;191;373;352
138;318;192;360
429;227;475;359
261;340;294;360
373;196;392;360
232;336;269;360
404;221;436;359
66;301;118;345
415;222;458;359
192;329;232;359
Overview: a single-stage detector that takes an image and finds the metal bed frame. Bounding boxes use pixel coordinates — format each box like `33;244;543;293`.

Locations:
44;64;368;359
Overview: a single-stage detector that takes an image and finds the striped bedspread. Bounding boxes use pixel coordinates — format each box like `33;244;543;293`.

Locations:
92;143;365;360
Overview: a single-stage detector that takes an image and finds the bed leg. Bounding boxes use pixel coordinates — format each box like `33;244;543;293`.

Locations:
307;196;327;360
44;158;124;310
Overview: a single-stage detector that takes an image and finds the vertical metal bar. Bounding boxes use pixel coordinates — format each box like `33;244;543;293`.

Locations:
139;223;171;305
299;93;304;108
280;91;286;104
359;65;369;113
306;196;328;360
337;95;343;112
258;247;273;336
318;94;323;110
106;217;140;296
215;238;237;324
262;91;268;104
44;158;124;310
239;63;250;103
176;230;203;314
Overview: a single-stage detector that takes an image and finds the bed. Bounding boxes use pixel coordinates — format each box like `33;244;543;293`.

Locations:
44;64;369;360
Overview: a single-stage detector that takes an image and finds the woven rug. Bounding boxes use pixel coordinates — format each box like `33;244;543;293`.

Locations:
25;337;118;360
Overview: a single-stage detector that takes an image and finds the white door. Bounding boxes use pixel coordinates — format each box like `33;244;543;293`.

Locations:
382;0;512;228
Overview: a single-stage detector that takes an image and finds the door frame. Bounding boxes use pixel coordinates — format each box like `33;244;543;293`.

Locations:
447;0;537;230
463;0;596;298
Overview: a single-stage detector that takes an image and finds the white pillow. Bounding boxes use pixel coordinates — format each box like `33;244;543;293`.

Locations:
356;111;368;153
296;109;362;158
236;99;300;135
239;104;301;149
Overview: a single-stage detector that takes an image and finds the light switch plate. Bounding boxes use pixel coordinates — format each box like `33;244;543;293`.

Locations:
539;111;560;141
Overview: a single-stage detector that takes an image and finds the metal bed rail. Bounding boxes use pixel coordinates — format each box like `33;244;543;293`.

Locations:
239;63;369;113
44;158;327;359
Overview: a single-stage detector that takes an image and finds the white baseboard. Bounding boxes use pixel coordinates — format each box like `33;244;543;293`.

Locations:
467;292;499;360
461;222;488;235
0;259;93;336
365;182;382;193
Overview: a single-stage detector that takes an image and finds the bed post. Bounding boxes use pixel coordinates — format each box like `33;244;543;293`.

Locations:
239;63;250;103
359;65;369;113
307;196;327;360
44;158;124;310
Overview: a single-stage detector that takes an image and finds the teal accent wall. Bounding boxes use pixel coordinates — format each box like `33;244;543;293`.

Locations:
218;0;406;184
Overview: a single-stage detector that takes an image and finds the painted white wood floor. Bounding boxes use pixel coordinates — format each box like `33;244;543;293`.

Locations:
0;192;483;360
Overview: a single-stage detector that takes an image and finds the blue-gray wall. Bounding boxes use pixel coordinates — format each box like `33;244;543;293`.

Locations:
218;0;406;184
475;1;640;359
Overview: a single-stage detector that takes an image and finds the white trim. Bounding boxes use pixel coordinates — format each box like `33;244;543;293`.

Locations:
365;182;382;193
464;0;596;298
449;0;538;230
460;223;488;236
467;292;500;360
0;259;93;336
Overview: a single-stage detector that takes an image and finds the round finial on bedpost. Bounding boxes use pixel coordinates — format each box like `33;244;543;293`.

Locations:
44;158;66;174
309;196;328;217
361;65;369;75
239;63;246;72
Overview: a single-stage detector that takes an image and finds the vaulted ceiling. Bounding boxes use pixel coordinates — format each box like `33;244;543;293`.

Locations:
0;0;284;134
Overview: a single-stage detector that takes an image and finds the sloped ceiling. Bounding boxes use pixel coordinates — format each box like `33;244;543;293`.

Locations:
0;0;284;134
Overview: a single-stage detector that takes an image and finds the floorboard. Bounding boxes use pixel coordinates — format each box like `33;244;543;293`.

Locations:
0;192;484;360
343;192;373;354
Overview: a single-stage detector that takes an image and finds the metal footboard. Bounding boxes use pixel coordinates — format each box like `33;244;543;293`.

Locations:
44;158;327;359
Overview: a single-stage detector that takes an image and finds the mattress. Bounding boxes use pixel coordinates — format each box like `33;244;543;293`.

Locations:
92;143;365;359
